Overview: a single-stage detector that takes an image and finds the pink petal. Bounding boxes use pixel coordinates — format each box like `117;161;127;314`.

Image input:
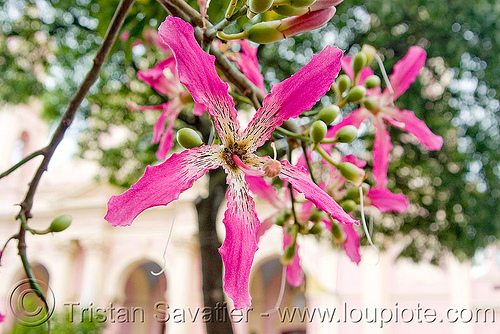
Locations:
341;223;361;264
0;312;4;323
342;154;367;168
219;169;261;309
128;102;163;112
105;145;223;227
389;46;426;100
245;175;284;209
256;215;276;241
242;46;343;152
159;17;241;145
155;102;184;161
283;230;302;287
281;8;336;38
192;102;206;116
152;103;169;144
137;57;179;97
231;40;266;94
386;109;443;151
367;187;409;213
372;117;392;188
278;161;358;225
310;0;344;11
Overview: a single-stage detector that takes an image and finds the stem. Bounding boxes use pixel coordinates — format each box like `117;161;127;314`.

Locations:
275;126;310;142
287;146;299;225
0;149;44;180
314;144;339;167
301;141;317;185
206;6;248;37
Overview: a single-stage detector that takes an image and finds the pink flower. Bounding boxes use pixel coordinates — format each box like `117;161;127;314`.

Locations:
0;311;4;323
105;17;355;309
132;56;206;161
327;46;443;188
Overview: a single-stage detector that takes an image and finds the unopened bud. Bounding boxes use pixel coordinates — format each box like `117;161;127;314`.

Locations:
340;199;356;213
365;75;381;89
309;221;325;234
49;214;72;232
363;98;376;111
317;105;340;125
338;162;365;186
308;210;323;223
246;21;284;44
282;244;296;264
352;51;367;74
346;86;366;102
344;183;369;202
290;0;316;7
177;128;204;149
361;44;377;65
336;74;351;93
331;221;346;245
334;125;358;143
310;120;328;143
249;0;274;15
274;211;291;226
273;5;307;16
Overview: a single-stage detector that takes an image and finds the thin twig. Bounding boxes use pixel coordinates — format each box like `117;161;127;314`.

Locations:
0;149;45;180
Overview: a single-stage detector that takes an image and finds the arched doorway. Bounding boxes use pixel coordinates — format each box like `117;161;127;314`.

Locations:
249;258;307;334
119;261;167;334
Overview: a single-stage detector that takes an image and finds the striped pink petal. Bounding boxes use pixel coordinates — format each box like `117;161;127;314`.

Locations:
105;145;223;227
242;46;343;152
219;169;261;309
159;17;241;145
245;175;284;209
155;102;184;161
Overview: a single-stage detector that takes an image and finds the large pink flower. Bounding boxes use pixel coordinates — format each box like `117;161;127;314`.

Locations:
327;46;443;188
105;17;355;309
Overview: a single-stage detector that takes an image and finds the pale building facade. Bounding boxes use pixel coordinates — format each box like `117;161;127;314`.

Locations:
1;104;499;334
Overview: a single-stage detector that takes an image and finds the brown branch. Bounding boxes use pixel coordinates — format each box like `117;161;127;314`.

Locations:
16;0;136;220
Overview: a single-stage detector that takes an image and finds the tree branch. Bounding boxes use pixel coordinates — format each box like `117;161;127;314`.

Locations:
16;0;136;220
0;149;45;180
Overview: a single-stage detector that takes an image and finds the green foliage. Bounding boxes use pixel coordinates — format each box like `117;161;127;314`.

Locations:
6;311;106;334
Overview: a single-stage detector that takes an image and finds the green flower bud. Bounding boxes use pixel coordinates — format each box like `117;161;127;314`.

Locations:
308;222;324;235
363;98;376;111
308;210;323;223
336;74;351;93
338;162;365;186
49;214;72;233
334;125;358;143
352;51;368;74
281;244;296;264
246;21;284;44
361;44;377;65
273;4;307;16
249;0;274;15
364;75;381;89
331;221;346;245
274;211;291;226
177;128;204;149
346;86;366;102
310;120;328;143
344;183;369;202
317;105;340;125
340;199;356;213
289;0;316;7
